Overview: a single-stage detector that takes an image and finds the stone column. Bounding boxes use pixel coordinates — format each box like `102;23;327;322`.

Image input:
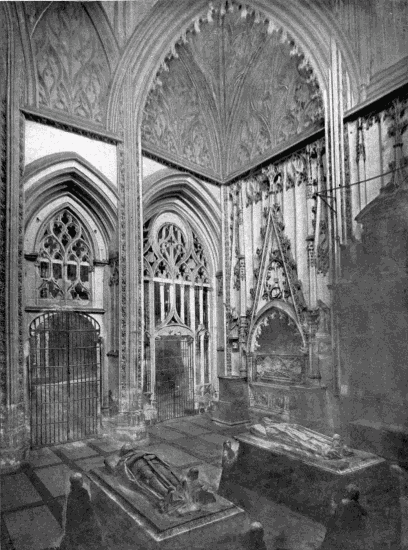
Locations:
114;74;147;444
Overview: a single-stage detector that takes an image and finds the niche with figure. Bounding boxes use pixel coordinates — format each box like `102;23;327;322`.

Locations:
251;306;305;385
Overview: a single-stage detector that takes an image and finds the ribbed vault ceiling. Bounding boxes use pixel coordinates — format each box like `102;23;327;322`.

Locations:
141;5;324;183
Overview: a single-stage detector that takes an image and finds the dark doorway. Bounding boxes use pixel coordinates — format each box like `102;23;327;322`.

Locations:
29;312;101;446
155;335;194;421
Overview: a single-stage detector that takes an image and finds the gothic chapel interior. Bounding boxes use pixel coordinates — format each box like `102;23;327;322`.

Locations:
1;0;408;478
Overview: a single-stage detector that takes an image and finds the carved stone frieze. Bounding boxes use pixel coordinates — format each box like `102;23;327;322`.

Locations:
230;33;323;174
32;3;111;125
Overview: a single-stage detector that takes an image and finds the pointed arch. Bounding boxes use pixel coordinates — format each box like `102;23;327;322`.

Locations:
143;169;221;273
24;153;118;254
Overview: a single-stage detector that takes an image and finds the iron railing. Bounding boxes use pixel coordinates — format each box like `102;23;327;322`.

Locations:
29;311;101;446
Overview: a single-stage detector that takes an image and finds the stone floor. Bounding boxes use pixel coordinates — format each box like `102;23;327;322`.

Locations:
1;414;325;550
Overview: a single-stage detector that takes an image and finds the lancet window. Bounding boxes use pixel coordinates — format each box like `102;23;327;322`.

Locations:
37;210;93;302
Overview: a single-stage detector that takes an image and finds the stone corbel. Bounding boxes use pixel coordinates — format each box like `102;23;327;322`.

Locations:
24;252;38;262
94;259;109;267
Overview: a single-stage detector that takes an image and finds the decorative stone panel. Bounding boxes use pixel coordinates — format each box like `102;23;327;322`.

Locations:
32;2;110;125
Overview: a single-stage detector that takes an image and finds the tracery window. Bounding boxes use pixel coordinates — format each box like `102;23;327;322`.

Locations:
143;217;212;394
37;210;93;302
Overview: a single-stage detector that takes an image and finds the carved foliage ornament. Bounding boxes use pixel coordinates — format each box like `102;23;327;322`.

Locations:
33;3;110;124
142;62;216;172
232;33;323;172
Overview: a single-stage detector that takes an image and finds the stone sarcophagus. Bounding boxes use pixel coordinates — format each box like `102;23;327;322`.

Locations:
218;422;401;549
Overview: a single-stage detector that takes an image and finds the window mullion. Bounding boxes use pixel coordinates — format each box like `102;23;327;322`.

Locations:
180;284;185;323
160;283;165;322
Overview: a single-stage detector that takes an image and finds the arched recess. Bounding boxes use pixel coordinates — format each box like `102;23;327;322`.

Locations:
107;0;360;131
24;154;119;420
143;170;221;272
248;301;307;385
143;171;221;418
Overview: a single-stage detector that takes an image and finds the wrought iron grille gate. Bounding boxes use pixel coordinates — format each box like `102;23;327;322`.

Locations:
29;312;101;446
155;335;194;422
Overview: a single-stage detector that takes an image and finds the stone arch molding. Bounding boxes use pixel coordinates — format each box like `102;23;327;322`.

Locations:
143;171;221;273
107;0;360;140
24;153;118;259
249;300;307;353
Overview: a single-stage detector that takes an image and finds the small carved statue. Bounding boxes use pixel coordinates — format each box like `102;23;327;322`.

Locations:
60;472;104;550
243;521;268;550
320;484;371;550
175;467;216;515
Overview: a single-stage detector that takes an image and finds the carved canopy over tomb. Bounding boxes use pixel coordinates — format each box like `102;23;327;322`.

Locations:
142;3;324;182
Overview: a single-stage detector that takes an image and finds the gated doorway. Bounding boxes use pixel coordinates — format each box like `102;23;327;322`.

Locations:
29;311;101;447
155;335;194;421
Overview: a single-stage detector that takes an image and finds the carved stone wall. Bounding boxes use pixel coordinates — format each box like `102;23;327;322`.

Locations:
142;60;219;177
330;0;408;97
31;2;111;125
223;134;331;383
